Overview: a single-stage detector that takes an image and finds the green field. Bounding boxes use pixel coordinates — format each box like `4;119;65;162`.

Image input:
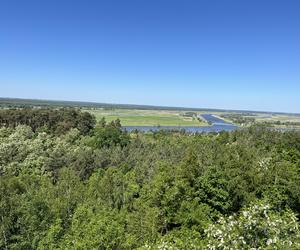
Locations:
1;97;299;129
253;114;300;128
218;112;300;129
86;108;208;126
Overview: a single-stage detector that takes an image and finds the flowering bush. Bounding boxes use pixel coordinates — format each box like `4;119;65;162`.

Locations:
205;201;300;249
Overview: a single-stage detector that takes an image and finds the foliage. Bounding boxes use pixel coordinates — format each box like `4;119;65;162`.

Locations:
0;118;300;249
205;201;300;249
88;119;130;149
0;108;96;135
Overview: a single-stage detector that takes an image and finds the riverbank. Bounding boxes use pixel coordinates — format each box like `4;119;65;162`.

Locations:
124;114;239;133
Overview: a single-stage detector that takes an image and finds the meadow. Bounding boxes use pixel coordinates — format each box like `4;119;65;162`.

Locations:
1;97;299;129
255;113;300;123
86;108;208;126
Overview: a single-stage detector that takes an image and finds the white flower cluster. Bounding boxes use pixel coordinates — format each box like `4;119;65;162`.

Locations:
0;125;82;176
257;157;272;171
205;201;300;249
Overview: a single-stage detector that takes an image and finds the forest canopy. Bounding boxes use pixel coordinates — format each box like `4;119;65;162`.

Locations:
0;108;300;249
0;108;96;135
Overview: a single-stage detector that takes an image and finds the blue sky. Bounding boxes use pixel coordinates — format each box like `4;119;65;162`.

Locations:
0;0;299;112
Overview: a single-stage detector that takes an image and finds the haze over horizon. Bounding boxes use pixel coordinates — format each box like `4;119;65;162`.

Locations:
1;0;299;113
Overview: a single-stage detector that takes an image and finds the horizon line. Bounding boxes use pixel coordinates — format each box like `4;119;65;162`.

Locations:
0;96;299;115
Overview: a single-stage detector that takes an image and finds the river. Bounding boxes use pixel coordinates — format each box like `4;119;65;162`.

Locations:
124;114;238;133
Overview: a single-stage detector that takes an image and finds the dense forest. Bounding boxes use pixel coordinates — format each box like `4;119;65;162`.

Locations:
0;108;96;135
1;108;300;249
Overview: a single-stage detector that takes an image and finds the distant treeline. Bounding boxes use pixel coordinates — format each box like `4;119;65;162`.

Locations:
261;120;300;127
0;97;224;111
221;114;256;125
0;108;96;135
2;97;295;115
182;112;197;117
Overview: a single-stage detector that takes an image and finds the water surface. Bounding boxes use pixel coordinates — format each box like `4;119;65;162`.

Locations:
124;114;238;133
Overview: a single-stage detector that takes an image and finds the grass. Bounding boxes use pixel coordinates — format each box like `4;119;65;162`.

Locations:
220;112;300;129
254;114;300;128
85;108;208;126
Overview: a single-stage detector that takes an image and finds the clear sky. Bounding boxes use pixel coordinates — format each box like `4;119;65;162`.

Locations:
0;0;299;112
